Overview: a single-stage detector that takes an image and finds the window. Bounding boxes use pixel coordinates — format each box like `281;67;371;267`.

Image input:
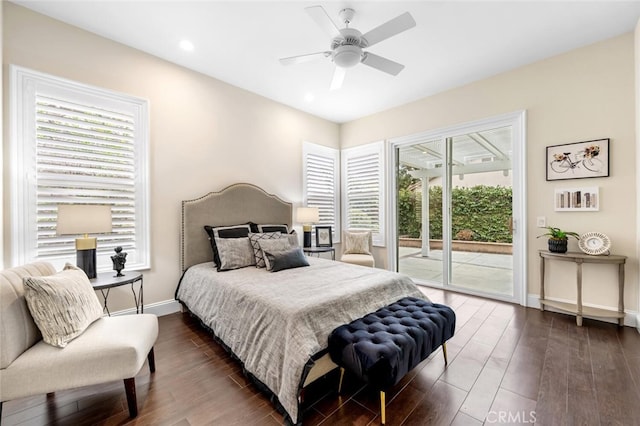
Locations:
10;66;150;271
302;142;340;243
342;141;385;246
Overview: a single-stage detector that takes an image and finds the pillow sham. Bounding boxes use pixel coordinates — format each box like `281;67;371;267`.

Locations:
204;224;252;266
23;263;103;348
263;246;310;272
343;231;372;255
248;232;282;268
214;236;256;271
257;238;291;271
257;224;289;234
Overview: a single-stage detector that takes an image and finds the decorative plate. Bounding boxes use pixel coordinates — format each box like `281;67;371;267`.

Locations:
578;232;611;255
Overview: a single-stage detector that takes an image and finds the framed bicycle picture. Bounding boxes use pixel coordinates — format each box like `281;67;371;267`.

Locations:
315;226;332;247
546;138;609;181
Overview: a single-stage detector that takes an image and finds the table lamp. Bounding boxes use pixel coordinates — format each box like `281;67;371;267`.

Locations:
57;204;112;279
296;207;319;248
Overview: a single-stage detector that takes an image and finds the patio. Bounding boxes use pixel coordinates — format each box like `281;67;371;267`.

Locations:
398;246;514;296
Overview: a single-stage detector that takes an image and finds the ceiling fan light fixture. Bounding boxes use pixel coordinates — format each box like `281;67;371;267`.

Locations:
333;45;362;68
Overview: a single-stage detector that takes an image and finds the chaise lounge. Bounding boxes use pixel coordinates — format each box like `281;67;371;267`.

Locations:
0;262;158;419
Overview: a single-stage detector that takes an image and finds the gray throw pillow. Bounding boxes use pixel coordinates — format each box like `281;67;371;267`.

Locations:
214;236;256;271
263;247;310;272
257;238;291;271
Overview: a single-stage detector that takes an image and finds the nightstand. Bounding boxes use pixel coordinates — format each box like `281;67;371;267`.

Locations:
91;272;144;316
303;246;335;260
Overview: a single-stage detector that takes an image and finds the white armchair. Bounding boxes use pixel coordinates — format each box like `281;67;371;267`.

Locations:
340;230;375;267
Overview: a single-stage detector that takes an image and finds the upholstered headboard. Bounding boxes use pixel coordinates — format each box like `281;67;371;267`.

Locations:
180;183;293;271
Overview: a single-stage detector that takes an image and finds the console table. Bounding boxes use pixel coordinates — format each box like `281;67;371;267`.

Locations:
539;250;626;326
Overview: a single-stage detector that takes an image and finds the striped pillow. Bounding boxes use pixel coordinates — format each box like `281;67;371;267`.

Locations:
23;263;103;348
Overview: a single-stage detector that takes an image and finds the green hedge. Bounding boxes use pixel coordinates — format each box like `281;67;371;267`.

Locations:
399;185;513;243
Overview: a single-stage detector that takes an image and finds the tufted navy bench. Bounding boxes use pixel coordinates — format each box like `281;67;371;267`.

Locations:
328;297;456;424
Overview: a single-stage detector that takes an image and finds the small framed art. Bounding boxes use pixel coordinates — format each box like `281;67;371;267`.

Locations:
554;187;599;211
546;138;609;181
315;226;332;247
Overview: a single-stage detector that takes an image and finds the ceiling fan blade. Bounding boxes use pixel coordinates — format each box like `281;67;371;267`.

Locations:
279;51;331;65
330;66;346;91
362;12;416;47
305;5;341;39
361;52;405;76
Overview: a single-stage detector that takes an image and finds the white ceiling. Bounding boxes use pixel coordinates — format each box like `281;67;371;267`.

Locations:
11;1;640;123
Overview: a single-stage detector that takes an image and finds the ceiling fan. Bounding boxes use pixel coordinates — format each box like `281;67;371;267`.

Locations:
280;6;416;90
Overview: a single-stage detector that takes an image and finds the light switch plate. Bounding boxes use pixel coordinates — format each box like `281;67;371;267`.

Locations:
536;216;546;227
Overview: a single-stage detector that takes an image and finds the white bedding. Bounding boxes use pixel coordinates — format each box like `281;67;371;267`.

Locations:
175;257;425;423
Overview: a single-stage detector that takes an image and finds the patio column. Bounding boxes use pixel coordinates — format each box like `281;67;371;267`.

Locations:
421;177;430;257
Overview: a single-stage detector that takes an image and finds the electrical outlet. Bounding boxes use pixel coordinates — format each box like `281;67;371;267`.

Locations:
536;216;546;228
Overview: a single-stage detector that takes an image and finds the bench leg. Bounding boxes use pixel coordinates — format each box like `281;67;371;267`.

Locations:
124;378;138;418
442;342;449;366
380;391;386;424
338;367;345;394
147;347;156;373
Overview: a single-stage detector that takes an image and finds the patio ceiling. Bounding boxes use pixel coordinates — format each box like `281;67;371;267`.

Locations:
399;126;512;177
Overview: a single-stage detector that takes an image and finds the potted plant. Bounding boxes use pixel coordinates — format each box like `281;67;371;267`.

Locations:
537;226;579;253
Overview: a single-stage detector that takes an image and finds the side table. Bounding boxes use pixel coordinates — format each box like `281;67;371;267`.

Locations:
539;250;626;326
303;246;335;260
91;272;144;316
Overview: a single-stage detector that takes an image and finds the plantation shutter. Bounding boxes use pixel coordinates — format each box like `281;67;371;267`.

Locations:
10;66;150;270
342;142;385;246
302;142;340;243
36;95;136;258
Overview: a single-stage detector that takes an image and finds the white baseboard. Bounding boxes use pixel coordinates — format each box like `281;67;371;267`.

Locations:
110;299;182;317
527;294;638;328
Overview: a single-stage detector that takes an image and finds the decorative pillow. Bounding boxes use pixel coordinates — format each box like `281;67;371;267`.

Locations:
257;224;289;234
286;231;299;248
343;231;372;255
263;247;310;272
257;238;291;271
204;224;252;266
248;232;282;268
214;236;256;271
23;263;103;348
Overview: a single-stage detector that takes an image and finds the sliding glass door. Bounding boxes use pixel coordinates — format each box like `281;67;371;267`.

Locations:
393;113;525;303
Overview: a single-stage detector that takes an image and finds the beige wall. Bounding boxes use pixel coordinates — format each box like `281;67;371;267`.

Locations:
636;18;640;329
2;4;340;311
342;34;638;313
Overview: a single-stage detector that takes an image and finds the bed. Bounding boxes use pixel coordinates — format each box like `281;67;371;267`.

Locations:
175;183;426;424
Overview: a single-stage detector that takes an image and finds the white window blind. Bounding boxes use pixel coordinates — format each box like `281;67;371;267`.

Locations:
342;141;385;246
302;142;340;243
10;66;150;271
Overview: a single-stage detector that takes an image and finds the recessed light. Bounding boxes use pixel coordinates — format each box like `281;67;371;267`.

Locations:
304;92;315;102
179;40;194;52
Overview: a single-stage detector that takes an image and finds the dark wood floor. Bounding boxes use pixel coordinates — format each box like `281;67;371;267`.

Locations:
3;287;640;425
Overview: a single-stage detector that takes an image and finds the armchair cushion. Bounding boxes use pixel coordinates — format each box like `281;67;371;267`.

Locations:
23;263;103;348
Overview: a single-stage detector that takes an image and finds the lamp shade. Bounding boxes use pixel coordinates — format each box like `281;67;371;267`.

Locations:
296;207;319;224
57;204;112;235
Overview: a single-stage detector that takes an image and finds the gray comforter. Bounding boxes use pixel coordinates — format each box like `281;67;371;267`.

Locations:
176;257;425;423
